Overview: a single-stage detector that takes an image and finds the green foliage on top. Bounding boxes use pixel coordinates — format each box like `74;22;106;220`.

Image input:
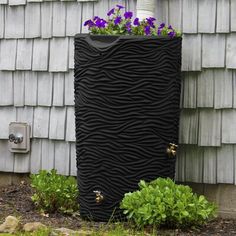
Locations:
30;169;79;214
120;178;217;228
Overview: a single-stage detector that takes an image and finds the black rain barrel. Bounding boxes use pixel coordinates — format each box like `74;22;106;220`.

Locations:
74;34;182;221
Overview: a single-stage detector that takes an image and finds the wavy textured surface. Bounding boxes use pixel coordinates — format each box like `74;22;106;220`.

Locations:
74;35;182;221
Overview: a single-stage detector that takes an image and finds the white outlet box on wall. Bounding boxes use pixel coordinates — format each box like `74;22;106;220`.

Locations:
8;122;30;153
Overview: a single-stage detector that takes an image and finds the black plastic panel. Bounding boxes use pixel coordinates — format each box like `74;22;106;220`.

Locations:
74;35;182;221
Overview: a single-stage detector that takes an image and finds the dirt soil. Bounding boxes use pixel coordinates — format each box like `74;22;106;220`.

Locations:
0;182;236;235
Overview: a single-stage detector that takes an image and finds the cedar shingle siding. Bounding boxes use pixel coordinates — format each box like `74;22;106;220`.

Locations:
0;0;235;184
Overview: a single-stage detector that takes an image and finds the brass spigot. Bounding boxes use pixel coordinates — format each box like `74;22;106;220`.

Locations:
166;143;178;157
93;190;104;204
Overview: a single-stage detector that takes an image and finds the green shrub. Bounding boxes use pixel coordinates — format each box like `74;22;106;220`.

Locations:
120;178;217;228
30;169;79;214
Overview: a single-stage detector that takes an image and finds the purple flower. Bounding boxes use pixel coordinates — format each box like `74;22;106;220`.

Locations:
93;16;99;21
133;17;140;26
159;23;165;28
95;18;107;28
107;8;115;16
116;4;125;10
157;28;162;36
168;31;176;38
114;16;122;25
124;11;133;19
168;25;173;30
144;25;151;35
84;19;95;28
146;17;156;28
125;21;132;33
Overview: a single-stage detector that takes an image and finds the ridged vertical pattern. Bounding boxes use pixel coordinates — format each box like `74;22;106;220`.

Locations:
74;35;182;221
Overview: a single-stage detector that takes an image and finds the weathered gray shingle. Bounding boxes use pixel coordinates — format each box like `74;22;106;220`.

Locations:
49;38;69;72
168;0;182;31
179;109;199;145
197;69;214;108
66;2;82;36
214;69;233;109
33;107;50;138
155;0;168;25
30;139;41;174
13;71;25;107
9;0;26;5
0;71;13;106
94;0;109;19
70;143;76;176
52;2;66;37
81;2;94;33
49;107;66;140
68;37;74;69
14;152;30;173
37;72;53;106
198;109;221;147
32;39;49;71
16;39;33;70
185;145;203;183
41;2;53;38
182;34;201;71
16;106;34;137
0;107;16;139
0;39;17;70
202;34;225;68
54;141;70;175
216;0;229;33
65;70;74;105
226;33;236;69
41;139;54;170
234;72;236;108
66;106;75;142
217;145;234;184
203;147;217;184
198;0;216;33
0;0;8;4
0;6;4;38
222;109;236;144
182;0;197;33
231;0;236;32
24;71;37;106
5;5;24;38
53;73;64;106
25;2;41;38
0;140;14;172
182;72;197;109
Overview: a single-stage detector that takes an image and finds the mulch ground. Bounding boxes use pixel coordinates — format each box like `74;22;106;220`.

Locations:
0;182;236;235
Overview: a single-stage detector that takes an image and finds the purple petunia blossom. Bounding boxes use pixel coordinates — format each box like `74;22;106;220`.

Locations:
124;11;133;19
157;28;162;36
116;4;125;10
133;17;140;26
144;25;151;35
95;18;107;28
168;31;176;38
84;19;95;28
159;23;165;28
125;21;132;33
107;8;115;16
146;17;156;28
94;16;99;21
168;25;173;30
114;16;122;25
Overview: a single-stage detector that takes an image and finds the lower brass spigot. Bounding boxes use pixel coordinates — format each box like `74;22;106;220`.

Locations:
93;190;104;204
166;143;178;158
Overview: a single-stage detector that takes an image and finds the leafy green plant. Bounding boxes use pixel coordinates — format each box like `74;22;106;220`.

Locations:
30;169;79;214
120;178;217;228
